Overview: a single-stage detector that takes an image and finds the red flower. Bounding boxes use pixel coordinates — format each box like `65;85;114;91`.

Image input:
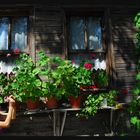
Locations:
84;63;93;69
13;48;20;54
90;53;96;58
89;85;97;89
121;89;128;94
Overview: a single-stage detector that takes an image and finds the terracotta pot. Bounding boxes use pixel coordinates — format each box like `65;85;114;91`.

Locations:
45;96;58;109
26;98;39;110
69;95;82;108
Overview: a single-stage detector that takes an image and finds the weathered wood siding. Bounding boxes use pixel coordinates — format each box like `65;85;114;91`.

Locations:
33;5;139;92
34;6;65;59
0;0;140;136
1;109;122;136
111;8;139;91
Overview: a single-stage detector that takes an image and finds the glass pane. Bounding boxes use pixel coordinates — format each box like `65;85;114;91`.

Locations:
70;17;85;50
0;17;9;50
87;17;102;50
11;17;27;51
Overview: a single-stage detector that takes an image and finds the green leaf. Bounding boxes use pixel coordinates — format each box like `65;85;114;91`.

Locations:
131;117;139;125
33;68;41;75
136;73;140;80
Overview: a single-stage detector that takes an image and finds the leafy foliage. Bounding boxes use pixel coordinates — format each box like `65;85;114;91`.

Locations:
10;53;42;102
92;69;109;88
76;90;118;119
127;12;140;134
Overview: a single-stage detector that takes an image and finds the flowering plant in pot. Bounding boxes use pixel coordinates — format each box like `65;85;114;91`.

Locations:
57;59;93;108
7;53;43;110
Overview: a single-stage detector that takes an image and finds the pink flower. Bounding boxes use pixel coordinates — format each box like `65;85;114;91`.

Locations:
6;53;11;57
72;60;76;64
84;63;93;69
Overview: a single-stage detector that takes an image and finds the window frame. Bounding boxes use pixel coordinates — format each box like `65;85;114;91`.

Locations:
65;11;106;62
0;16;29;51
0;7;33;55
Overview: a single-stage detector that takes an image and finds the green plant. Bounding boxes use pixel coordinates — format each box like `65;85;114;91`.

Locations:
93;69;109;88
36;51;66;100
7;53;42;102
126;12;140;135
0;73;9;103
76;90;118;119
61;60;93;98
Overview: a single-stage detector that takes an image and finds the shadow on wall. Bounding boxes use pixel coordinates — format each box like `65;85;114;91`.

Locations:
111;11;138;92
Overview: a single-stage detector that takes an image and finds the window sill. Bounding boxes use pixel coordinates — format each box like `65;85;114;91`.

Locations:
0;50;27;56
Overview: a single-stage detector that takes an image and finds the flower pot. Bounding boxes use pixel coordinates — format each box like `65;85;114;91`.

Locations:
45;96;58;109
68;95;82;108
26;98;39;110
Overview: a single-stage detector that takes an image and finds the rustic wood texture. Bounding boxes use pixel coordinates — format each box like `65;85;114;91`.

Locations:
110;8;139;90
0;1;140;136
0;109;120;136
34;7;65;59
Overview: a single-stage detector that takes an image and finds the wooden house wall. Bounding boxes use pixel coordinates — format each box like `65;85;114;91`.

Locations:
33;5;139;93
34;6;65;59
0;1;140;136
110;8;139;92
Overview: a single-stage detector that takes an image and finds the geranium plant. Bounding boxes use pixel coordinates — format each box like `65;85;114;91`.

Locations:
36;51;65;101
7;53;43;102
58;59;93;98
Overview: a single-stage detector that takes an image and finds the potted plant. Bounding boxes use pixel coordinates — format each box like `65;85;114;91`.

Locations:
76;90;118;119
7;53;43;110
56;59;93;108
36;51;65;109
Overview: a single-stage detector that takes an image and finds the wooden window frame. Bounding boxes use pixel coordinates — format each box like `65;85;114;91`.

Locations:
65;11;106;62
0;7;34;55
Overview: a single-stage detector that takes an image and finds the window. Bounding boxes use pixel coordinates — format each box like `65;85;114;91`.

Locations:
0;16;28;52
67;16;106;70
